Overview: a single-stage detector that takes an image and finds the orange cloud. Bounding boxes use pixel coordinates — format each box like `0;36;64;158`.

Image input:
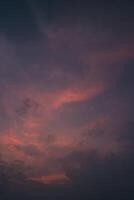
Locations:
29;172;70;184
51;85;104;110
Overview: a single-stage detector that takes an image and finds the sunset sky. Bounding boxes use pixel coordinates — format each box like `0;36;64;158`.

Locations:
0;1;134;199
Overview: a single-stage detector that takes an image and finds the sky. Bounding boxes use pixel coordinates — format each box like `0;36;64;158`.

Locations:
0;1;134;199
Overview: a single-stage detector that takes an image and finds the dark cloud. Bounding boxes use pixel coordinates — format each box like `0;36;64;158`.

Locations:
117;121;134;151
0;160;29;197
0;147;134;200
16;98;39;117
64;151;134;200
14;144;42;157
118;62;134;92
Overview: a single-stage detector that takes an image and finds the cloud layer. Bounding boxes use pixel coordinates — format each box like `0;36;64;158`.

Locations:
0;1;134;199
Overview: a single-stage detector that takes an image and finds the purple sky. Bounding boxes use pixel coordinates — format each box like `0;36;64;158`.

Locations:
0;1;134;199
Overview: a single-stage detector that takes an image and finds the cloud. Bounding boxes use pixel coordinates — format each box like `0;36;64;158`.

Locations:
29;172;70;185
14;144;42;157
63;150;134;200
